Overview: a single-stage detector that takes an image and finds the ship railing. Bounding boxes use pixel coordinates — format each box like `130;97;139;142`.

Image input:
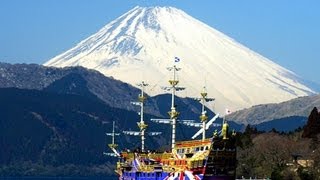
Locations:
139;164;164;172
162;165;173;172
146;152;172;160
140;165;152;172
175;138;211;148
162;165;185;172
189;159;205;169
160;159;197;172
161;159;187;166
122;151;173;160
160;158;207;168
161;153;173;159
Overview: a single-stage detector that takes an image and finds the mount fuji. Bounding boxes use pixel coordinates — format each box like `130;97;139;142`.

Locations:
44;6;315;114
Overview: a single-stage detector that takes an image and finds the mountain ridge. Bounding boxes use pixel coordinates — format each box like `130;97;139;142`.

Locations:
0;62;145;114
227;94;320;125
1;62;317;130
0;63;214;120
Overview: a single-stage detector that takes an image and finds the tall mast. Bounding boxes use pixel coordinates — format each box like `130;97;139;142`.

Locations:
104;121;120;157
167;65;181;150
106;121;120;149
150;58;185;151
183;86;218;140
112;121;115;144
137;81;148;152
123;81;161;152
198;86;214;140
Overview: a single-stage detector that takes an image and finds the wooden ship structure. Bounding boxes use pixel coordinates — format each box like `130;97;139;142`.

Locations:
105;60;237;180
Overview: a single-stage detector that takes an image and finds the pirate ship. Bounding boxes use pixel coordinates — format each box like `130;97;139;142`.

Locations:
106;61;237;180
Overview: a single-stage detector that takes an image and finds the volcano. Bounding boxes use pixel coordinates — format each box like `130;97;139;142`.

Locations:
44;6;314;113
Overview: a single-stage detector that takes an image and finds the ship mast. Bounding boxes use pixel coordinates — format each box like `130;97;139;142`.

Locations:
198;86;215;140
137;81;148;152
107;121;119;149
167;65;182;150
123;81;161;152
150;58;187;151
104;121;120;157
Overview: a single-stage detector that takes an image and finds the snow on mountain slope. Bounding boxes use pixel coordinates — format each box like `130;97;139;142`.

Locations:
44;6;315;114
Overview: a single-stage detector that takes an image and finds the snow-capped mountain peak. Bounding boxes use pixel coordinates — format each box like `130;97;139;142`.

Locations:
44;6;315;114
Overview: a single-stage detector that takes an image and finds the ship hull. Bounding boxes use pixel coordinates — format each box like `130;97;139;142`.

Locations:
116;129;236;180
120;174;234;180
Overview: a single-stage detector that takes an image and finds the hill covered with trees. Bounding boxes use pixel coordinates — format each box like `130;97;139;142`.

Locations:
236;108;320;179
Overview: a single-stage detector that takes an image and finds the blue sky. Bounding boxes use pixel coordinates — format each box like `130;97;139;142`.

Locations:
0;0;319;84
